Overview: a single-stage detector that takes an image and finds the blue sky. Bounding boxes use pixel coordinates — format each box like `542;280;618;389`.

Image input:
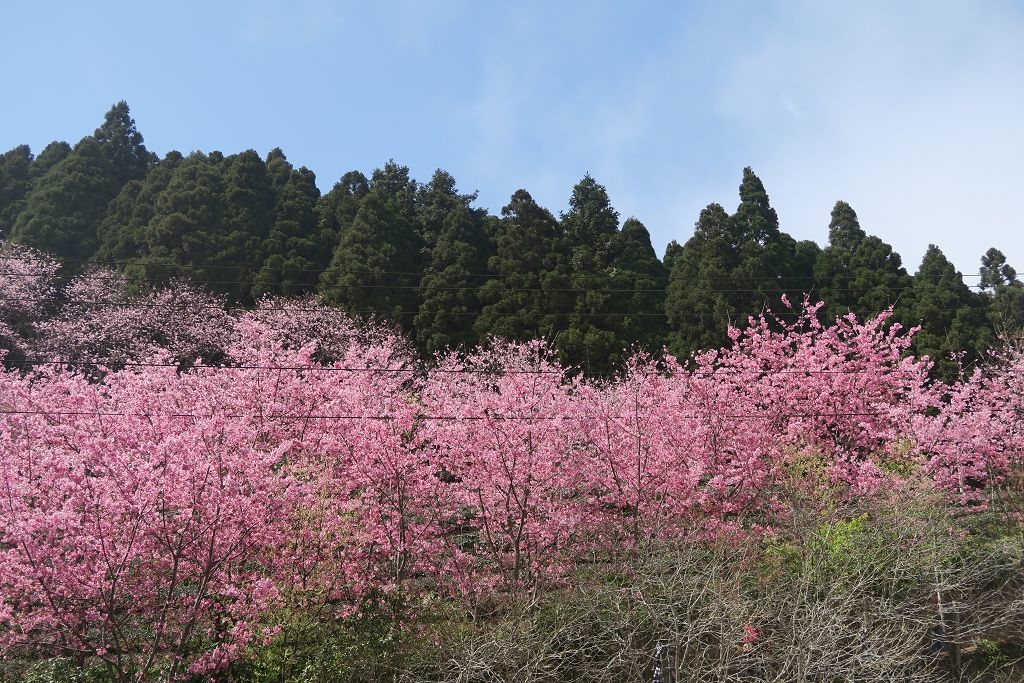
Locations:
3;1;1022;276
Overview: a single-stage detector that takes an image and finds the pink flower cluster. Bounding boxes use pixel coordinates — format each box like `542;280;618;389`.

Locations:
0;246;1021;678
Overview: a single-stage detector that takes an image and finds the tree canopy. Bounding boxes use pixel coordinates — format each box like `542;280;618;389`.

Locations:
1;102;1012;376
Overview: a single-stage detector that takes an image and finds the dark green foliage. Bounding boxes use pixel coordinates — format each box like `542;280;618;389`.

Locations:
415;169;475;251
662;239;683;274
734;166;780;246
607;217;668;351
980;247;1024;335
319;172;422;325
814;201;916;326
254;160;323;297
665;203;739;355
666;168;805;357
475;189;566;343
369;160;417;223
414;204;491;354
846;236;912;315
827;200;865;255
814;200;865;318
10;103;152;267
92;100;157;185
10;137;118;264
556;175;624;373
125;151;229;290
908;245;992;378
95;151;184;264
217;150;277;301
0;145;32;237
316;169;370;273
561;173;619;245
413;171;491;354
265;147;292;190
730;167;800;314
28;141;72;181
2;102;1014;376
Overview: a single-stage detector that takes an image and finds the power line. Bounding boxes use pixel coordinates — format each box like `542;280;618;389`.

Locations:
3;266;979;295
0;253;989;281
3;357;931;377
0;407;926;422
2;294;981;319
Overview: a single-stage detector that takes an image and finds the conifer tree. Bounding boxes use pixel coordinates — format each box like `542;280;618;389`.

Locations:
415;204;491;354
369;160;417;223
128;151;228;289
318;170;370;250
416;169;476;251
730;167;794;314
10;137;117;264
412;170;491;353
95;151;184;264
93;100;156;185
218;150;276;301
666;169;799;357
265;147;292;190
0;145;32;237
662;240;683;274
813;200;914;321
980;247;1024;334
908;245;991;378
815;200;868;318
11;103;153;266
847;236;912;316
664;203;738;355
28;141;71;181
556;175;622;372
255;163;323;296
319;176;422;326
733;166;780;246
607;217;668;352
476;190;564;343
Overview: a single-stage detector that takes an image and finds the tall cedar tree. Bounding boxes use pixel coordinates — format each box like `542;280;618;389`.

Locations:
666;168;810;357
814;200;867;319
0;145;32;237
847;236;912;316
416;169;474;252
476;190;566;343
12;102;153;265
319;162;422;327
556;175;623;373
607;217;668;352
11;137;117;265
318;170;369;244
730;167;801;313
254;151;323;297
665;203;739;355
414;170;491;354
662;240;683;274
29;141;72;181
217;150;276;302
813;200;914;321
909;244;992;379
415;204;491;354
126;151;228;291
980;247;1024;333
95;151;184;266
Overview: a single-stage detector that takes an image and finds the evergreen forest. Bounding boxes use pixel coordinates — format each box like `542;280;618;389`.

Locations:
2;103;1021;378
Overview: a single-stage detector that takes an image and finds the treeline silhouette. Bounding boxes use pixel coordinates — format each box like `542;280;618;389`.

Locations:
2;102;1021;376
